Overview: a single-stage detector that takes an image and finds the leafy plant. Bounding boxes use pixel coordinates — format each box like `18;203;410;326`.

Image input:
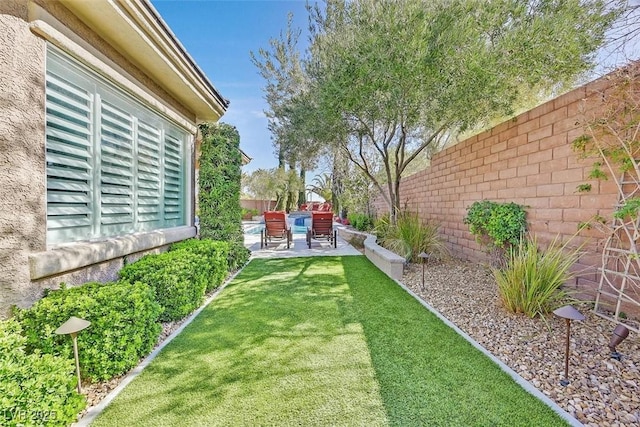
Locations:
15;281;161;382
378;212;449;262
119;250;208;321
373;213;391;240
227;241;251;271
347;213;374;231
464;200;527;249
170;239;229;292
0;318;86;426
198;123;244;245
493;234;582;318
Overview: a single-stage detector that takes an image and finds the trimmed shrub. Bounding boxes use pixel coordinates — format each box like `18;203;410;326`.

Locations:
119;250;207;321
347;213;374;231
228;241;251;271
464;200;527;249
15;281;162;382
170;239;229;292
198;123;244;244
0;319;86;426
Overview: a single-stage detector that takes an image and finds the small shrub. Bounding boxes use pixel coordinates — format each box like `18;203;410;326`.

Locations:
493;234;582;318
15;281;162;382
378;212;449;262
227;241;251;271
119;250;207;321
0;318;86;426
373;213;391;240
347;213;374;231
464;200;527;248
170;239;229;292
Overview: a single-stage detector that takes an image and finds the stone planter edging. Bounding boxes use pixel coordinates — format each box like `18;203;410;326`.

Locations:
337;227;405;280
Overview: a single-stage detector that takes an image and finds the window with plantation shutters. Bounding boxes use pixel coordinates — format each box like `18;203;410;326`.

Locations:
45;48;188;245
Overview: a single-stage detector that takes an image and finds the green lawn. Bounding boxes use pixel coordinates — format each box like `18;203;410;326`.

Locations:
92;256;567;426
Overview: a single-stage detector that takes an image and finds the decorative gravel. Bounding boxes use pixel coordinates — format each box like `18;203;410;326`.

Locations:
402;259;640;427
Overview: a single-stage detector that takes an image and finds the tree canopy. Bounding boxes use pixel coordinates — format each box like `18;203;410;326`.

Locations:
252;0;623;222
301;0;622;222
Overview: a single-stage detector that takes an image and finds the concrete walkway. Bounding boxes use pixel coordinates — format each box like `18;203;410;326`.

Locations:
243;224;362;258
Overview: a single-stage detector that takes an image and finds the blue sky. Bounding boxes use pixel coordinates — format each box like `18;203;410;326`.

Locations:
151;0;313;176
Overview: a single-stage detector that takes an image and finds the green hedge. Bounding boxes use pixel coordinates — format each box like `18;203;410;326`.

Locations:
15;281;162;382
0;318;85;426
170;239;229;292
198;123;244;244
227;241;251;271
119;250;207;321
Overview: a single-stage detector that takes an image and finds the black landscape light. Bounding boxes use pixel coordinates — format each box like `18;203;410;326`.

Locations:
552;305;585;386
55;316;91;393
609;324;630;361
418;252;430;291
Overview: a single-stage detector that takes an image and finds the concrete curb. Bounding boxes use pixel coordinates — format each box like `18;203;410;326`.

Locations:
392;278;583;427
73;264;248;426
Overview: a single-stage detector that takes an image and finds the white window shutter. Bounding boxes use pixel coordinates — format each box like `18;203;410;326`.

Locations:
99;100;134;234
163;132;184;226
45;71;94;244
137;120;162;229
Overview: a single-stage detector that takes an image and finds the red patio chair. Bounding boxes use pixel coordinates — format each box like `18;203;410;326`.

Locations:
262;211;292;249
306;211;336;248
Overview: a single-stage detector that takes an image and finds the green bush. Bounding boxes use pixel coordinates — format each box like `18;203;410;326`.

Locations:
228;241;251;271
198;123;244;244
347;213;374;231
0;318;85;427
119;250;207;321
378;212;449;262
464;200;527;249
373;213;391;240
170;239;229;292
493;234;582;318
15;281;161;382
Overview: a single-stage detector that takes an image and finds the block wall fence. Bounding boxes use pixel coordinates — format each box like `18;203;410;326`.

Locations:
374;75;622;301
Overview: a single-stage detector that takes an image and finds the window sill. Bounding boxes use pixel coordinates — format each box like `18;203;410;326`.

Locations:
29;226;196;280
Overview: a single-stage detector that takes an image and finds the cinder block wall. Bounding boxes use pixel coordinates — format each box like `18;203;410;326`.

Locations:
374;76;620;298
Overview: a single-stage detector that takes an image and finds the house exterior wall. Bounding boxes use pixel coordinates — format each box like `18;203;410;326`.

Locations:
0;4;48;314
0;0;204;317
373;76;619;301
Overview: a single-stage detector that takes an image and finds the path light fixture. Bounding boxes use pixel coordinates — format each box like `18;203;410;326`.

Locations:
609;324;630;361
418;252;430;292
55;316;91;393
553;305;585;386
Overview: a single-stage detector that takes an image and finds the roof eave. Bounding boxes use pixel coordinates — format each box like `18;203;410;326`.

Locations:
58;0;228;122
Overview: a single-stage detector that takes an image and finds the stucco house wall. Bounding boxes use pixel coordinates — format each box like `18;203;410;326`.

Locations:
0;0;227;317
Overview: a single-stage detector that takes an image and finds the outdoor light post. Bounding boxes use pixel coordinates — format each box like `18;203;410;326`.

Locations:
552;305;585;386
55;316;91;393
418;252;430;292
609;324;630;361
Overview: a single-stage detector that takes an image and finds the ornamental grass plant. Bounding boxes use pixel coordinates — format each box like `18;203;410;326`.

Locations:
493;234;583;318
377;212;449;262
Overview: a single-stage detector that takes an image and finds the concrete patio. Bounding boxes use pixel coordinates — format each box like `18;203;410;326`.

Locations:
243;222;362;258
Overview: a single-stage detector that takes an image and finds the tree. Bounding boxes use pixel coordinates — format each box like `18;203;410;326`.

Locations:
250;13;320;210
303;0;622;224
307;173;333;202
243;168;304;212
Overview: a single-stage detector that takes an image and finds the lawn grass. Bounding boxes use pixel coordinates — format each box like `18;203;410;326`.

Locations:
92;256;567;426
